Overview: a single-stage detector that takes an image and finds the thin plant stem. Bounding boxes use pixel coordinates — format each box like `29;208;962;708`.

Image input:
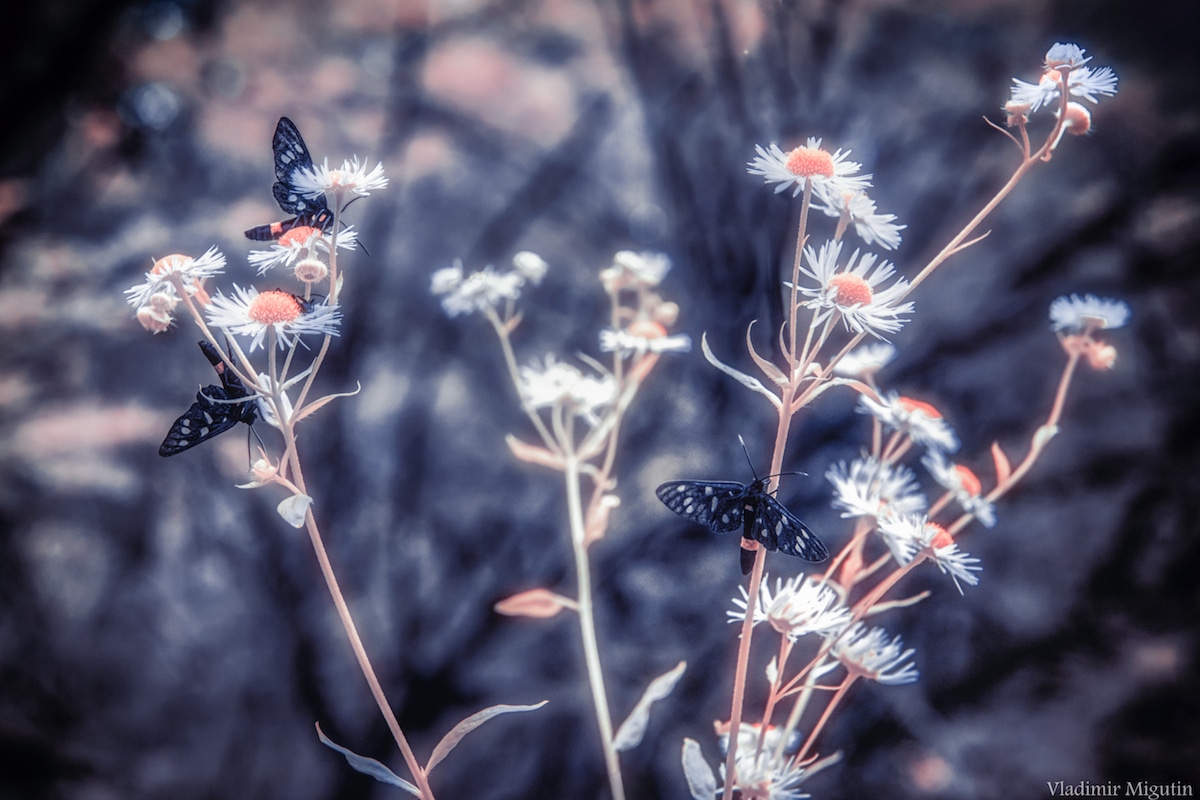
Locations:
564;448;626;800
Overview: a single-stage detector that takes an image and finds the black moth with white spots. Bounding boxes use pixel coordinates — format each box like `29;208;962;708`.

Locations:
159;341;259;457
244;116;333;241
656;477;828;572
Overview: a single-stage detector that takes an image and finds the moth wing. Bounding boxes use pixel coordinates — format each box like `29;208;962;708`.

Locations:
158;385;245;457
750;495;829;563
656;481;747;533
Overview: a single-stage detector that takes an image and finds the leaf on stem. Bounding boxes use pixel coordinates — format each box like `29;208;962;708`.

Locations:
612;661;687;752
584;493;620;548
315;723;421;796
425;701;549;774
744;321;787;385
990;441;1012;485
292;383;363;423
681;738;718;800
277;494;313;528
505;434;565;470
701;333;781;410
494;588;577;618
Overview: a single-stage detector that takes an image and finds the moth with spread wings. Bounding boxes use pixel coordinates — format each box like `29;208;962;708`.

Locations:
159;341;260;457
657;475;828;573
244;117;333;241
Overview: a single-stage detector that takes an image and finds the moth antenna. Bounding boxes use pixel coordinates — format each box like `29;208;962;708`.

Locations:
737;435;759;481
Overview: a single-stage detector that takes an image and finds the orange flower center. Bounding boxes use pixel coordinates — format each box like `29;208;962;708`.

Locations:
929;524;953;549
953;465;982;496
829;273;873;306
898;396;942;419
247;290;303;325
151;254;191;274
279;225;321;247
784;146;835;178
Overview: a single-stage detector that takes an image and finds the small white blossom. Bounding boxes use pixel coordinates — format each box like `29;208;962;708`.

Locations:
511;251;549;284
1049;293;1130;332
826;456;927;520
812;185;905;250
293;156;388;199
857;391;960;453
599;328;692;356
1009;43;1118;114
248;225;358;275
728;574;852;640
832;342;897;379
519;354;616;424
877;513;982;592
602;250;673;290
922;451;996;528
431;262;524;318
125;246;226;308
832;623;919;685
748;138;872;199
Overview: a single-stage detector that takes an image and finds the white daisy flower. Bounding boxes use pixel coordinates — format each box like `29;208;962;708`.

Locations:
205;286;341;351
812;185;905;250
1049;293;1130;332
921;451;997;528
796;240;914;340
125;246;226;308
727;573;852;640
832;342;897;379
856;391;960;453
292;155;387;199
519;354;616;425
748;138;872;199
431;261;525;318
826;456;927;521
248;224;358;275
832;623;918;685
1009;43;1118;113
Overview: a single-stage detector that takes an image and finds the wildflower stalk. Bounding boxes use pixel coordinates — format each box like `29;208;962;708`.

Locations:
564;445;626;800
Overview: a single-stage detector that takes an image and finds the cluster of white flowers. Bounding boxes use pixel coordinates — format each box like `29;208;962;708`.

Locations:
429;251;548;318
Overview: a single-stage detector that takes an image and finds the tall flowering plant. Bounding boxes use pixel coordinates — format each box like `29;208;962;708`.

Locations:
673;43;1126;799
431;250;692;800
126;122;543;800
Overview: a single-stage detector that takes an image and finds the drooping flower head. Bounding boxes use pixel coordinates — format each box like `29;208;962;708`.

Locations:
857;391;961;454
832;623;919;685
1008;42;1118;116
921;451;997;528
126;247;227;333
826;456;927;521
812;185;906;250
727;573;852;640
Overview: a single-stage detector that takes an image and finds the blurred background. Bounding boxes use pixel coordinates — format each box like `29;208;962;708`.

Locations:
1;0;1198;798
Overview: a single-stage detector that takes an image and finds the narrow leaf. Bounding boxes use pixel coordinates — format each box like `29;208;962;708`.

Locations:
494;589;577;618
612;661;686;752
316;723;421;796
990;441;1012;484
426;701;548;774
505;435;565;470
681;738;717;800
701;333;781;409
744;321;787;385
